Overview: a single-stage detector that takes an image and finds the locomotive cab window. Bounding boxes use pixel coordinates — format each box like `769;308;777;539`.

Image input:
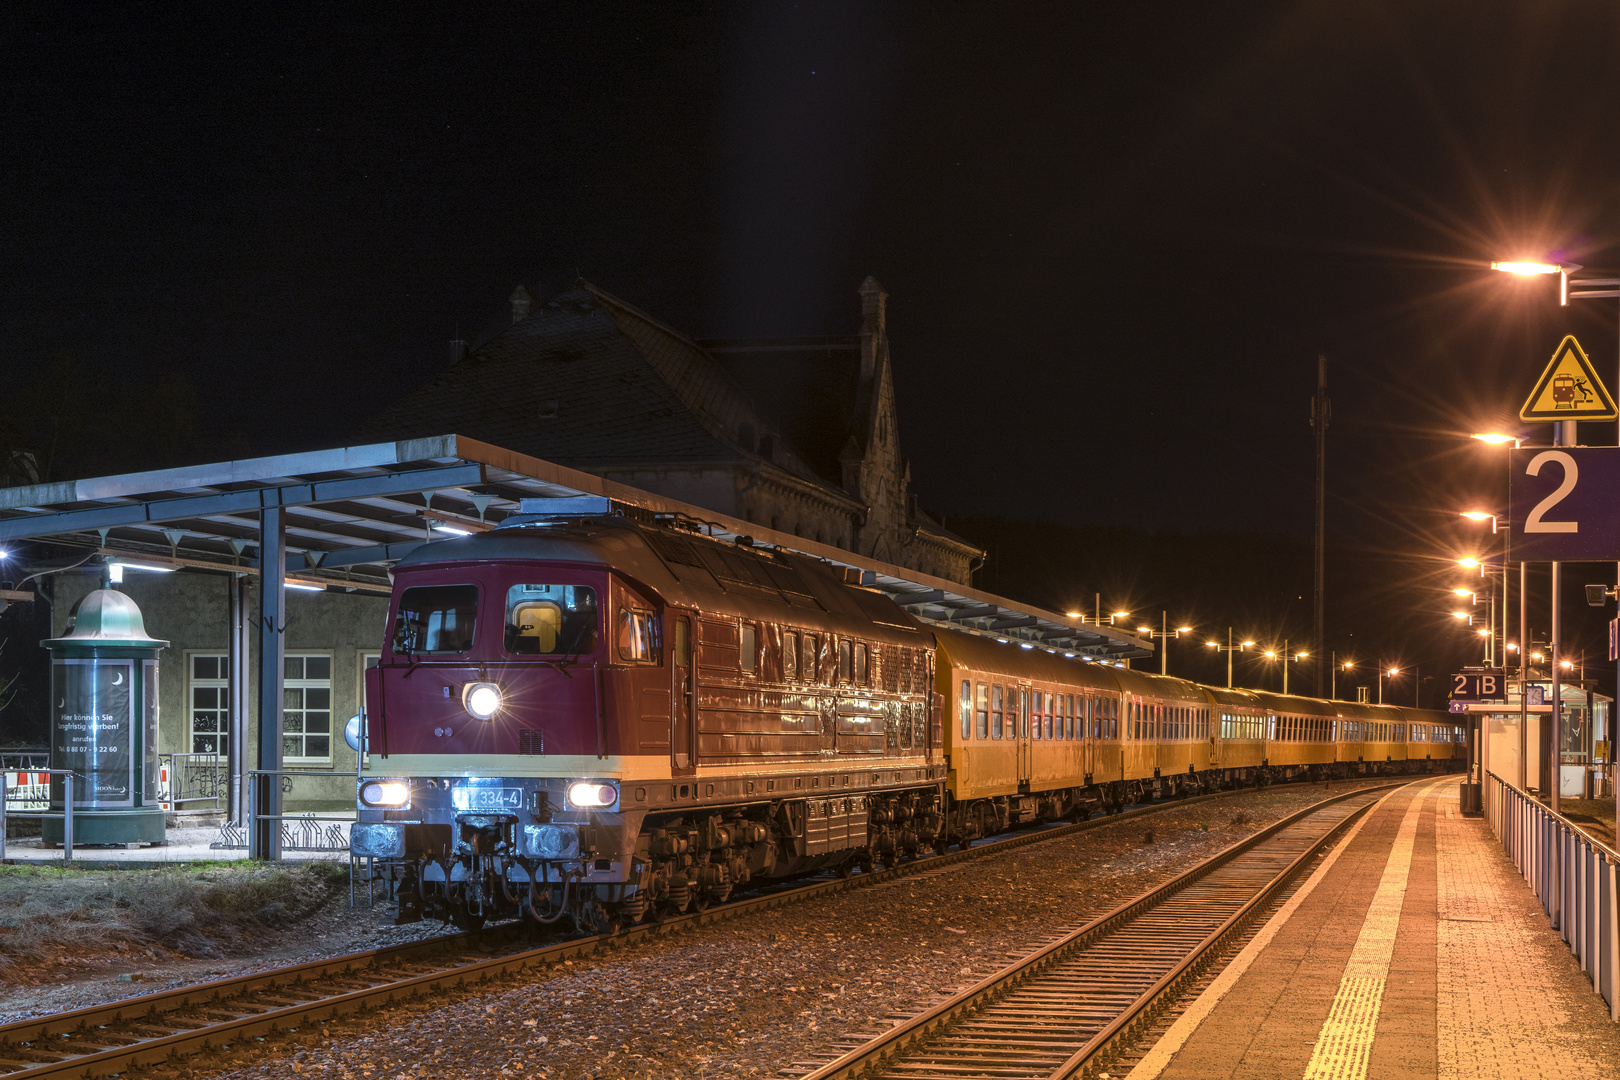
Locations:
839;640;853;683
394;584;478;655
616;609;659;662
853;643;868;685
505;584;598;655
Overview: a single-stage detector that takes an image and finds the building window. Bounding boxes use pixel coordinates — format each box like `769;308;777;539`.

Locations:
189;653;229;757
283;654;333;763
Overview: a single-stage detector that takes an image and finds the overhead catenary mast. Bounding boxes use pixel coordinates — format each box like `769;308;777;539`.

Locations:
1310;354;1330;697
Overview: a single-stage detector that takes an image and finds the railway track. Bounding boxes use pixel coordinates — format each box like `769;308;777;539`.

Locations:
789;780;1411;1080
0;778;1397;1079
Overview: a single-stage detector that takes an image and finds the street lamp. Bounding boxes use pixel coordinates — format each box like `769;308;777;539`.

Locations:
1378;665;1401;706
1333;657;1355;701
1138;612;1194;676
1470;431;1524;791
1206;628;1255;689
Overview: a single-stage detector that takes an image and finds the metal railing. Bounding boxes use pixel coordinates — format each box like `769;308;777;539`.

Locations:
158;752;228;811
0;769;77;861
1486;771;1619;1021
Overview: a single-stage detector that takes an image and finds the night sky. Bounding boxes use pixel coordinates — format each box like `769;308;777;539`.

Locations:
6;3;1620;696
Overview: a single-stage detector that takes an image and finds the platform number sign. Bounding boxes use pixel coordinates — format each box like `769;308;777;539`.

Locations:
1450;671;1506;703
1510;446;1620;562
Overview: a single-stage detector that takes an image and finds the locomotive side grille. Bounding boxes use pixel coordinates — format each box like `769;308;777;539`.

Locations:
519;729;545;755
641;529;705;569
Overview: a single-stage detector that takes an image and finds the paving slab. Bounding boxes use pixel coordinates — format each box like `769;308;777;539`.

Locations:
1130;778;1616;1080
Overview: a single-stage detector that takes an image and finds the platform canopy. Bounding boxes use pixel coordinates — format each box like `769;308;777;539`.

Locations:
0;433;1149;660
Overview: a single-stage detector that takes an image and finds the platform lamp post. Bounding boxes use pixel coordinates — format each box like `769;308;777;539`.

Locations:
1492;259;1620;813
1472;433;1526;793
1138;613;1194;676
1207;629;1255;689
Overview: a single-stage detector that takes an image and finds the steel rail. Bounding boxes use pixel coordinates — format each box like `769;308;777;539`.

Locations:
795;780;1412;1080
0;777;1401;1079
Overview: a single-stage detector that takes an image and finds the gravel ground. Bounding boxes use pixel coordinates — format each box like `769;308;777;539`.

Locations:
129;779;1397;1080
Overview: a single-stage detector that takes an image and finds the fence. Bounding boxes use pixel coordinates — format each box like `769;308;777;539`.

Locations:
0;749;49;772
1;770;80;861
157;752;228;811
207;770;351;857
1486;771;1619;1021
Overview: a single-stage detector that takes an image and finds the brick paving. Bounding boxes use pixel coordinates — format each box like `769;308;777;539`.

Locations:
1135;779;1615;1080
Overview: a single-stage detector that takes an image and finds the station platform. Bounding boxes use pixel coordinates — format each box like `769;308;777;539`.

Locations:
1130;776;1616;1080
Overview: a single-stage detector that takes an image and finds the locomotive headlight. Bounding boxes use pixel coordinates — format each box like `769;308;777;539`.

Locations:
358;780;411;808
462;681;504;721
565;779;619;810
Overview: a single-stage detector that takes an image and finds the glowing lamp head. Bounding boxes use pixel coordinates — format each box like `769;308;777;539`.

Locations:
1241;640;1256;648
358;780;410;808
462;681;503;721
1296;651;1309;659
1112;611;1130;618
1263;651;1277;659
565;779;619;809
1471;432;1519;447
1176;626;1193;633
1491;261;1561;276
1388;667;1400;677
1452;611;1469;619
1477;629;1490;637
1460;512;1492;521
1458;557;1481;569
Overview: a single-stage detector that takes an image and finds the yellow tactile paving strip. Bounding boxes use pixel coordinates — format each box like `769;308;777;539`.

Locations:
1301;785;1430;1079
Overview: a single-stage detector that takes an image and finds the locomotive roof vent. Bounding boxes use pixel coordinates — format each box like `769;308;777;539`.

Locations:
492;496;619;531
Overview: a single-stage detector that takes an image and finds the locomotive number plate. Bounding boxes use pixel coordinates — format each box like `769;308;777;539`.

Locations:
453;786;523;811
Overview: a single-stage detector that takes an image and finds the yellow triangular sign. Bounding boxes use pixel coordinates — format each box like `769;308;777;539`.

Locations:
1519;335;1617;422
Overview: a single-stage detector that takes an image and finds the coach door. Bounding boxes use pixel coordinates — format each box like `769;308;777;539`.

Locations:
672;615;696;776
1016;687;1033;792
1083;695;1096;780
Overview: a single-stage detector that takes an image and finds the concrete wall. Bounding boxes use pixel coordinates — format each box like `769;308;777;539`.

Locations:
53;570;389;811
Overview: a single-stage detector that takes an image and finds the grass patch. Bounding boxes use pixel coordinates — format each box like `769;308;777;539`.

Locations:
0;861;349;976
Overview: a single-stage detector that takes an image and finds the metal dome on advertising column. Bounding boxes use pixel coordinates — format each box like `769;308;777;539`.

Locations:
40;588;170;847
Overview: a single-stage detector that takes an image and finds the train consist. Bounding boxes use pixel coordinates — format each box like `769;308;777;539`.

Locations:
351;506;1463;930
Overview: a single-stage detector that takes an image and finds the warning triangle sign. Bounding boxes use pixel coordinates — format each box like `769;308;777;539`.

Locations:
1520;335;1617;422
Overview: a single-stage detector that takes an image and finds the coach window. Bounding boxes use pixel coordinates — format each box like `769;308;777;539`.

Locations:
783;632;798;681
839;640;854;683
802;634;819;683
960;680;972;739
992;685;1005;738
977;683;990;739
1031;691;1043;740
1020;690;1031;738
739;624;758;673
854;643;868;685
503;584;598;656
616;609;659;662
